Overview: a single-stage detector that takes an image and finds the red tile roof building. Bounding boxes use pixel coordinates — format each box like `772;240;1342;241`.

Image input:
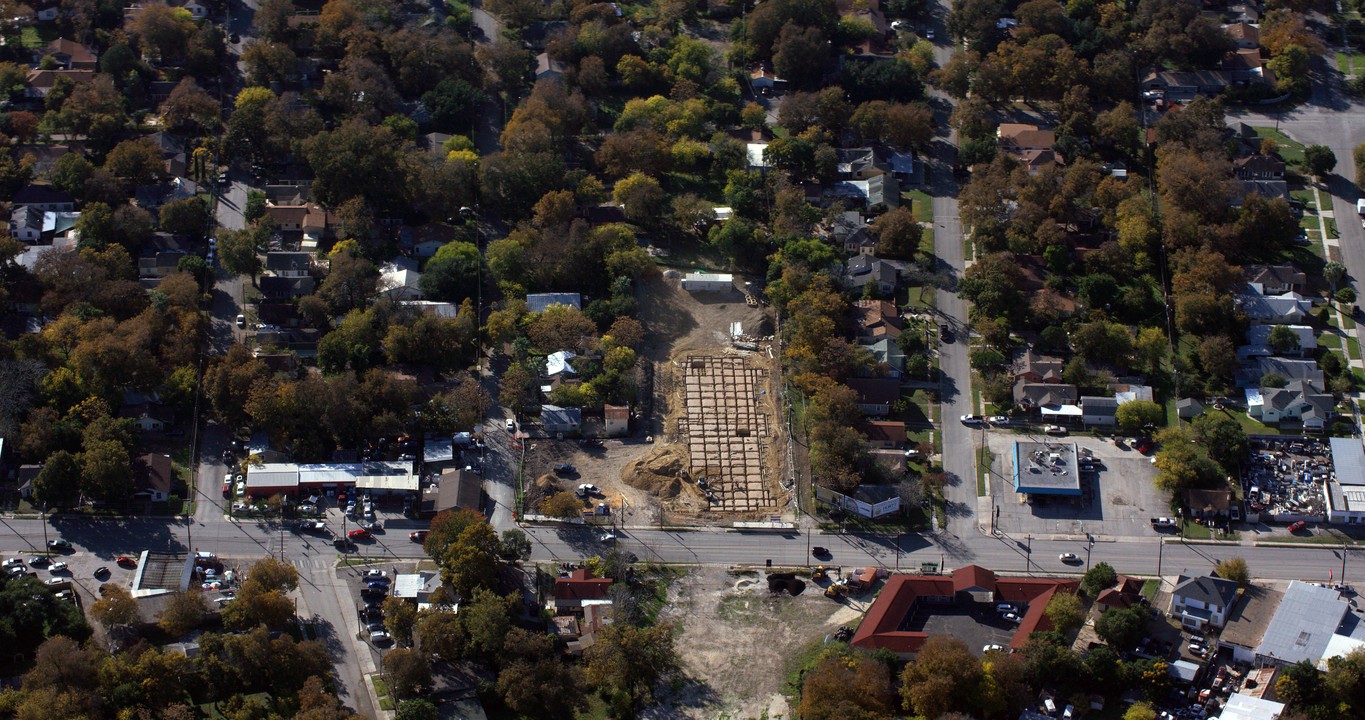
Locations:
850;564;1079;655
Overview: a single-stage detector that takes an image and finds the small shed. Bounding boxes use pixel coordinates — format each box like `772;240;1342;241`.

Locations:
1177;398;1205;419
603;405;629;437
680;272;734;293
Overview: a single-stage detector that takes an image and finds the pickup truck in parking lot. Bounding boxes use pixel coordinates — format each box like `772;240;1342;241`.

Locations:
1150;517;1178;529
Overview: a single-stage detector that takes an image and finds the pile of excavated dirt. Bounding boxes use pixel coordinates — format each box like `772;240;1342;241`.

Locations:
621;446;691;499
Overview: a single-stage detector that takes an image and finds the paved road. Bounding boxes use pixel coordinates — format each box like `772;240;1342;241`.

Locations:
1225;55;1365;315
925;0;981;537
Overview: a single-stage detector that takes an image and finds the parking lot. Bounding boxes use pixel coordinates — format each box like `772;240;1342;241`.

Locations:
987;432;1169;538
900;600;1018;655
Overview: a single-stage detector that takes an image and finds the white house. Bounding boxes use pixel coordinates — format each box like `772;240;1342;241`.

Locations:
379;263;423;301
1246;380;1334;429
1080;396;1118;426
1170;574;1240;631
604;405;629;436
680;273;734;293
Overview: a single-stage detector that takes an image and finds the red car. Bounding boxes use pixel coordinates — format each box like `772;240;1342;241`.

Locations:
348;528;371;541
116;556;137;569
409;530;428;543
1288;521;1307;533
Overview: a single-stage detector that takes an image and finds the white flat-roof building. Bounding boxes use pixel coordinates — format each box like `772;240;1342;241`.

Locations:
680;272;734;293
1218;693;1284;720
246;461;417;497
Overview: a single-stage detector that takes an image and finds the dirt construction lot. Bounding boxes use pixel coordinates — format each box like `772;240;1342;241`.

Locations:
649;566;874;720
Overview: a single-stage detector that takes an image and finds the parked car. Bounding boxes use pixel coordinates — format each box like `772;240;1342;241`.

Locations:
46;578;67;586
555;464;577;476
1043;425;1067;435
1288;521;1308;533
1002;612;1021;623
576;483;600;497
987;416;1008;426
995;603;1019;614
505;418;515;432
600;532;617;543
369;630;391;645
49;561;68;573
409;530;428;542
960;415;984;426
363;569;387;581
2;558;23;569
348;528;372;541
47;539;72;552
982;644;1005;653
235;314;246;328
28;556;49;568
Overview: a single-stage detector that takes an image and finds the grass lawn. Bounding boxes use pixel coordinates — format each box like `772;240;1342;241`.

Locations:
977;445;993;497
370;676;394;712
1251;126;1306;166
1216;407;1280;435
1265;530;1361;545
1348;335;1362;362
1141;578;1160;601
905;189;934;223
903;285;937;310
1319;332;1343;350
1181;519;1239;540
1339;52;1365;75
1291;187;1318;211
1164;398;1180;427
1327;217;1340;239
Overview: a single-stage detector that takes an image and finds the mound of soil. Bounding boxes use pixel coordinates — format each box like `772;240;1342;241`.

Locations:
622;446;691;499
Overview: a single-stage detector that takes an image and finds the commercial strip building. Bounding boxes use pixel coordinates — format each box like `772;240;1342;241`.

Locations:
244;461;418;498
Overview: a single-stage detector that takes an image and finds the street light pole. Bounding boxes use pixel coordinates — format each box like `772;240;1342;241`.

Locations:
1086;533;1094;572
1025;534;1032;573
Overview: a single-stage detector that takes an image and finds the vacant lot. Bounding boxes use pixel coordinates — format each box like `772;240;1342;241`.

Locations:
650;567;873;720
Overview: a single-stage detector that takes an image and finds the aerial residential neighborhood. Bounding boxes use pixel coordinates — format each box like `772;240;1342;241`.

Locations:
5;0;1365;717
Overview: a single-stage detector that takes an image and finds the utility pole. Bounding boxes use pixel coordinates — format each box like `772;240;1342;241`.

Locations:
41;503;48;551
1343;542;1349;586
1157;537;1165;578
1025;534;1032;574
1085;533;1094;572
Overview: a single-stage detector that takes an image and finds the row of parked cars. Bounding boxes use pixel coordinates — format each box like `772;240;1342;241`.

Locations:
359;570;392;645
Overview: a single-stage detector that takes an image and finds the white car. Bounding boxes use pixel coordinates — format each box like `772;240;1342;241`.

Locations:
363;569;387;580
960;415;984;425
1002;612;1021;623
370;630;391;644
234;480;245;496
987;415;1009;425
982;643;1005;653
506;418;516;432
46;578;67;586
1059;553;1080;564
235;314;246;328
49;562;68;573
2;558;23;569
601;533;617;543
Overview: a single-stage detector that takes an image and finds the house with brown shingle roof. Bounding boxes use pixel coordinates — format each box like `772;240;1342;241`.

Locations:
1223;21;1260;49
853;299;903;340
857;420;907;449
37;39;98;70
1011;349;1066;384
1234;154;1285;180
25;69;95;98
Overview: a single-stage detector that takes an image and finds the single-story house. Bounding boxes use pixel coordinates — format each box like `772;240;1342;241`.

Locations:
863;338;906;376
844;377;900;416
843;256;900;295
38;38;98;70
553;568;613;611
542;405;582;434
1080;396;1118;426
857;420;907;449
265;251;312;278
527;293;582;313
12;184;75;211
418;468;484;517
1246;380;1334;430
133;453;174;503
1244;265;1306;295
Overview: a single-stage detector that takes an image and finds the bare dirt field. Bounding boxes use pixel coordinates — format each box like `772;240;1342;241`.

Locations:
525;438;667;524
648;566;876;720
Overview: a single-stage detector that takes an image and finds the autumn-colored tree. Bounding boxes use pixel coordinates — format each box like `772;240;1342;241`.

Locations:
798;652;897;720
90;584;139;629
1044;591;1085;635
158;590;207;637
585;624;680;713
899;636;984;718
541;491;583;518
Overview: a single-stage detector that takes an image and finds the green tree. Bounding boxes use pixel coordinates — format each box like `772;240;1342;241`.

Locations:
396;699;439;720
500;529;532;561
1115;400;1163;434
1267;325;1300;354
613;173;665;226
1325;262;1348;294
422;77;486;135
1045;591;1086;635
32;450;81;507
383;648;432;700
458;588;514;661
1191;412;1248;474
414;609;464;660
1356;141;1365;185
80;439;132;504
585;624;681;714
1124;701;1158;720
1081;562;1118;598
437;519;502;601
1095;605;1147;650
1214;557;1250;587
497;628;589;720
159;197;210;237
1305;144;1337;178
218;225;266;279
418;241;480;303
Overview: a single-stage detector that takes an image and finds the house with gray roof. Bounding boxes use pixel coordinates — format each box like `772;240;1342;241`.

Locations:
1244;265;1307;295
862;338;905;377
1237;356;1325;389
1176;398;1204;419
1014;383;1078;411
1080;396;1118;426
843;255;901;295
541;405;582;434
526;293;582;313
1247;380;1334;430
1235;284;1311;325
1171;574;1240;631
1241;324;1315;359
